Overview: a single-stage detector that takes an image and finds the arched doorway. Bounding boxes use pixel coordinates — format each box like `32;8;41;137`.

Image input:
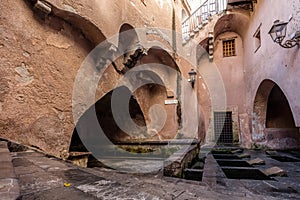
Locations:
253;80;299;149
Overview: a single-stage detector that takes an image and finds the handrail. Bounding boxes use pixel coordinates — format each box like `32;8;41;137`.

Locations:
182;0;210;25
182;0;228;42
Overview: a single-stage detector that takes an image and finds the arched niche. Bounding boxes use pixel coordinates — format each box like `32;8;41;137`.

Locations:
118;23;139;53
266;85;296;128
129;69;177;140
213;13;249;40
69;86;147;152
253;79;299;149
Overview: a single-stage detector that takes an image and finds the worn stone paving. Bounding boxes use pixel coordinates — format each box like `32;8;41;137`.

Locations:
0;141;20;200
1;141;300;199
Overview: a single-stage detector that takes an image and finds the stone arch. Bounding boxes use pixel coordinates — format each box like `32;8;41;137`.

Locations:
24;0;107;46
118;23;140;53
127;67;180;140
266;85;296;128
70;45;183;154
132;71;170;139
51;8;106;46
136;47;182;139
69;86;147;152
140;46;181;98
196;38;212;140
185;11;249;47
252;79;299;149
199;38;209;51
213;13;250;40
144;46;180;70
117;23;144;72
197;37;209;63
252;79;275;140
148;46;177;63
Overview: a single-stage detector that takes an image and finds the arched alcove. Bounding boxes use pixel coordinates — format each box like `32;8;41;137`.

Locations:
253;79;299;149
69;86;147;152
129;69;175;139
266;85;296;128
213;13;250;40
137;47;182;139
118;23;139;53
144;47;180;71
253;80;275;137
139;46;181;105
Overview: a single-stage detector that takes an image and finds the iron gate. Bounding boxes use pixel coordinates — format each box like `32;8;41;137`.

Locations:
214;111;233;144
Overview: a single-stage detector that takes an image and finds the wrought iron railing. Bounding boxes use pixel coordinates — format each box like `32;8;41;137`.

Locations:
182;0;228;42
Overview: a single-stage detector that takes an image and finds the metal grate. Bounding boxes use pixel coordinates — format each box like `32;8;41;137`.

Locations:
223;39;236;57
214;112;233;144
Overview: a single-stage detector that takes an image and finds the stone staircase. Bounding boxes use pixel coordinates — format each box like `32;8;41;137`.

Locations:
0;141;20;200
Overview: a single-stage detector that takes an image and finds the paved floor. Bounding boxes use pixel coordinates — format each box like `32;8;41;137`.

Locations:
1;140;300;200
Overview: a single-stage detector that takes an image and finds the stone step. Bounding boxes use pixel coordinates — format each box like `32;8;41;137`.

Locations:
263;166;287;177
0;141;20;200
247;158;265;165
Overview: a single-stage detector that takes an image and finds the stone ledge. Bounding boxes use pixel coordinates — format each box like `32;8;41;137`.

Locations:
247;158;265;165
163;141;200;178
263;166;287;177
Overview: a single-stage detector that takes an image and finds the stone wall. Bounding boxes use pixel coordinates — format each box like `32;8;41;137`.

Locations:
0;0;93;157
0;0;203;157
243;0;300;147
184;0;300;149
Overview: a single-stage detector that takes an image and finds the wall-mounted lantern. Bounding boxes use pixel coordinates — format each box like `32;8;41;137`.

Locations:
188;69;197;88
268;20;300;48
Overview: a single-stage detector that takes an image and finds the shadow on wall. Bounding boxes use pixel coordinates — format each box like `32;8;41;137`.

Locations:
266;85;296;128
69;86;147;152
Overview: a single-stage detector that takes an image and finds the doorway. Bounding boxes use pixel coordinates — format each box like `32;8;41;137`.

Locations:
214;111;233;144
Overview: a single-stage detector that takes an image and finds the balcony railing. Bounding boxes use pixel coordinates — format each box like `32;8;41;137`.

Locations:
182;0;228;43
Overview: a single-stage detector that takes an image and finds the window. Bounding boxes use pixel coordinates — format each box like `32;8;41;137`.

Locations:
223;39;236;57
254;24;262;52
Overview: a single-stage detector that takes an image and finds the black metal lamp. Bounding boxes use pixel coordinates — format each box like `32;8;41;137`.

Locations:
268;20;300;48
188;69;197;88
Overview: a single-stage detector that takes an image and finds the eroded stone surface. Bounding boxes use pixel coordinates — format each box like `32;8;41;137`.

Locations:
263;167;287;177
1;146;298;200
0;0;190;158
248;158;265;165
0;0;93;157
0;179;20;200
